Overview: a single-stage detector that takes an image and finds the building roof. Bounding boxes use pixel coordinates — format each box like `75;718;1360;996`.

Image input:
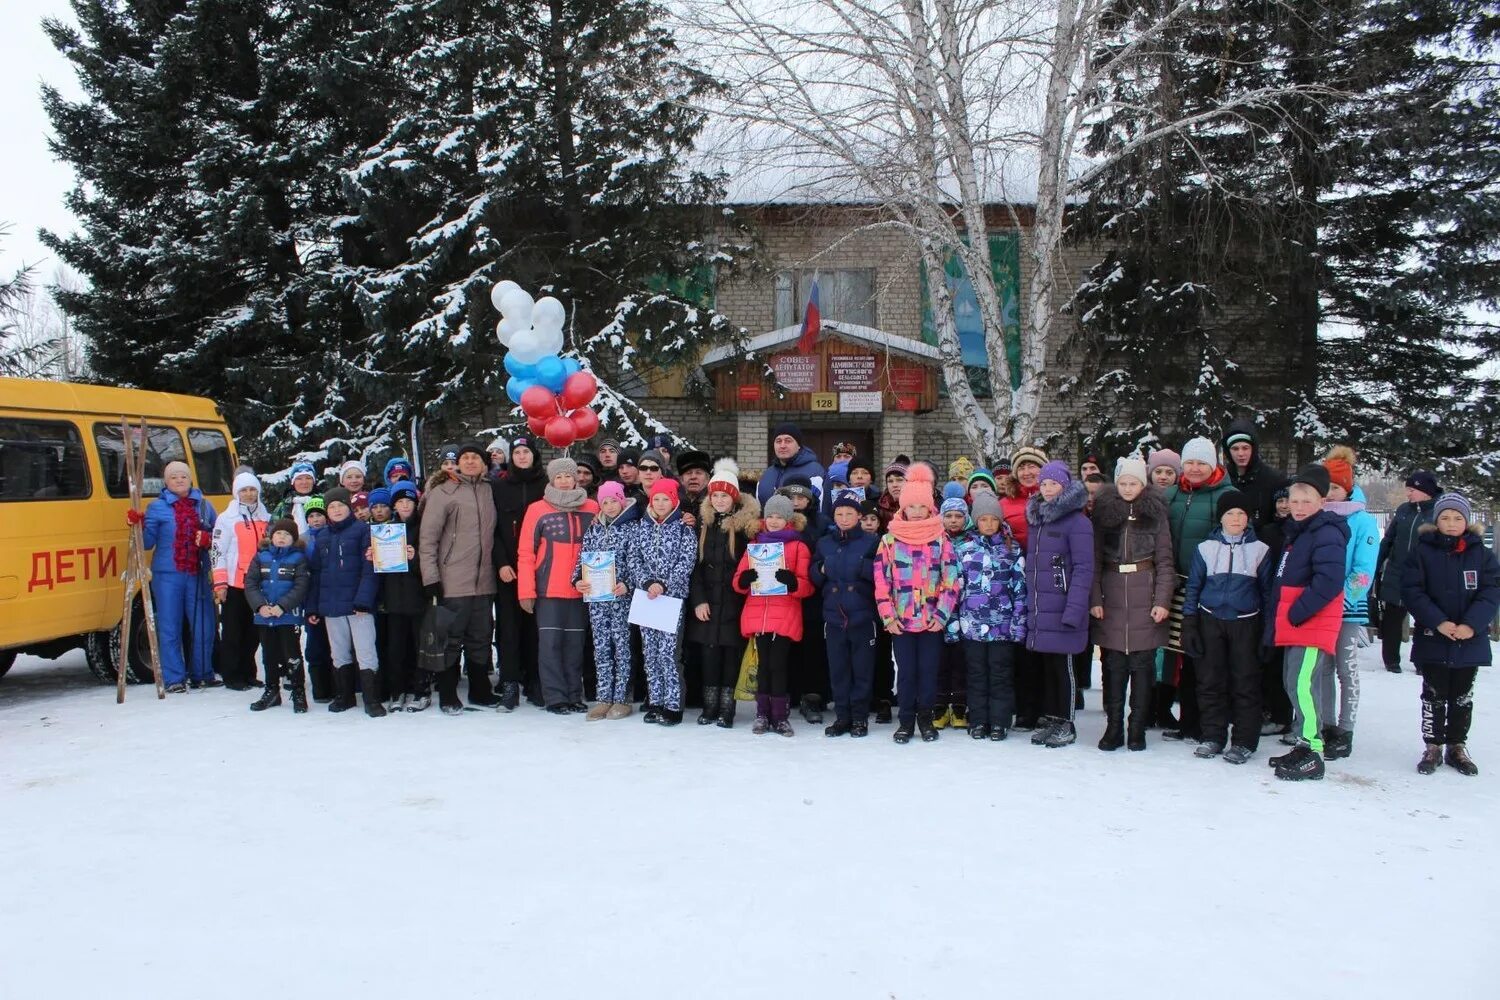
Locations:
700;321;944;367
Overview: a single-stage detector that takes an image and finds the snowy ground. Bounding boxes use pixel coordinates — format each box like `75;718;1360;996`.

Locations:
2;644;1496;999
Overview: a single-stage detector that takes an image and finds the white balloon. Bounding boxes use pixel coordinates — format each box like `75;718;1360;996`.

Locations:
490;280;522;313
496;316;523;347
499;288;534;325
508;328;547;364
531;296;567;332
538;325;565;355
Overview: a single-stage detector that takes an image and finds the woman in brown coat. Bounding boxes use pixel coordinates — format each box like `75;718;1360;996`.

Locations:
1088;457;1175;751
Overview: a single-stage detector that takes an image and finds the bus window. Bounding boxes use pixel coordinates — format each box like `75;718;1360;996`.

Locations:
189;428;234;495
0;418;92;501
93;423;186;498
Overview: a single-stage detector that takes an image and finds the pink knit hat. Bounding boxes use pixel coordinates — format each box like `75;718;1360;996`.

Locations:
898;463;936;510
597;481;625;504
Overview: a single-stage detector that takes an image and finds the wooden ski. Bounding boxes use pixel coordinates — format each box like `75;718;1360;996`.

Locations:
117;417;164;702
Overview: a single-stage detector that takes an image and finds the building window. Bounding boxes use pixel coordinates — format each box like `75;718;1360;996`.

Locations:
773;268;876;329
0;419;91;501
94;423;185;498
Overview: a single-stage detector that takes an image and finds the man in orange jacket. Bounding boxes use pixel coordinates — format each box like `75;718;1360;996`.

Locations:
519;457;599;713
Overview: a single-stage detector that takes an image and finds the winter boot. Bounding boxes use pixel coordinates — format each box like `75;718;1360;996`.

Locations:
825;719;852;737
1193;740;1224;759
850;720;869;738
799;694;824;724
717;690;737;729
1030;717;1058;746
917;709;939;742
437;668;463;715
1446;743;1479;776
1417;744;1443;775
931;704;951;729
1273;745;1325;781
875;699;893;724
1098;667;1126;751
893;718;914;744
1126;726;1146;751
360;669;387;718
328;665;358;713
698;686;721;725
1098;722;1124;752
1151;683;1178;729
251;664;283;712
1324;728;1353;760
605;702;633;720
586;703;611;721
498;681;521;712
1222;745;1253;765
949;702;968;729
989;725;1007;741
658;707;684;727
969;724;989;740
1044;721;1077;748
286;661;308;713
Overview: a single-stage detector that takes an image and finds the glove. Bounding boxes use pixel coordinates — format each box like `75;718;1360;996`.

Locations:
125;509;145;527
195;529;213;549
737;569;757;591
1179;616;1205;660
774;568;797;586
424;583;443;603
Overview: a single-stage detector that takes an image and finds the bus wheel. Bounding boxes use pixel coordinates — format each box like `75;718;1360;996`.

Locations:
0;650;14;682
84;600;154;685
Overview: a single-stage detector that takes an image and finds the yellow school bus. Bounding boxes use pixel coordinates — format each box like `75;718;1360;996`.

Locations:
0;377;238;683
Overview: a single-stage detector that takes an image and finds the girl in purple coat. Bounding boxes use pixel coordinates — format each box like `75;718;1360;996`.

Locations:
1025;461;1095;747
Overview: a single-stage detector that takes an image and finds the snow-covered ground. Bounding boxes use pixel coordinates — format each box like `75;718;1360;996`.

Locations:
2;644;1495;999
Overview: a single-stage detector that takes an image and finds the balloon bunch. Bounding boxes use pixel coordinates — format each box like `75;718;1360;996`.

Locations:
494;281;600;448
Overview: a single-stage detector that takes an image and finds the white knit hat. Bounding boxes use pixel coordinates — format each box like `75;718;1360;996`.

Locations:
708;458;741;500
1181;437;1218;468
1114;457;1149;486
339;459;367;478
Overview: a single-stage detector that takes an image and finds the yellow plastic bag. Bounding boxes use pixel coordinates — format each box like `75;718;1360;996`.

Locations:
734;640;759;701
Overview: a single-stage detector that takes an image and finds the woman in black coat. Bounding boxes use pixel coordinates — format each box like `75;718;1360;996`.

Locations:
493;437;548;705
688;460;761;726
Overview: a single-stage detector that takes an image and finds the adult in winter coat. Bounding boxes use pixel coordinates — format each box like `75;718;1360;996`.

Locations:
131;461;218;693
518;457;599;714
1088;459;1175;752
575;481;642;721
1024;461;1095;748
1374;470;1440;673
625;478;697;725
419;443;502;713
755;423;827;504
1318;447;1381;760
1222;418;1287;530
809;491;881;736
688;460;760;727
493;435;547;706
273;461;322;537
732;495;816;735
242;519;311;713
306;487;382;716
956;493;1027;740
379;481;429;711
1401;493;1499;776
211;470;272;689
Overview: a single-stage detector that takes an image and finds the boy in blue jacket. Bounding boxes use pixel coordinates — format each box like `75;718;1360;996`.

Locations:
809;491;881;736
243;519;311;713
306;487;382;717
1181;491;1273;763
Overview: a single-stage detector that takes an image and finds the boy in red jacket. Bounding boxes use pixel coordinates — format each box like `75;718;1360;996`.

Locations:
733;494;815;736
1266;465;1351;781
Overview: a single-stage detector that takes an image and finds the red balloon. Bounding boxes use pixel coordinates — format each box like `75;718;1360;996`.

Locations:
544;414;577;448
560;371;598;410
569;407;600;439
520;385;558;419
527;415;549;437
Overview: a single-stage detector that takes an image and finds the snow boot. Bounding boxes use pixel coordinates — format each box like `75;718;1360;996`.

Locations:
1323;727;1353;760
931;704;951;729
1126;726;1146;751
328;664;357;713
1099;666;1126;750
893;718;914;744
498;681;520;712
1273;745;1325;781
949;703;968;729
875;699;893;724
437;668;463;715
1098;722;1124;752
850;720;869;738
774;718;795;737
825;719;852;737
1193;740;1224;759
1044;721;1077;748
1446;743;1479;776
1417;744;1443;775
717;691;737;729
799;694;824;724
1222;745;1253;765
752;715;770;735
989;725;1008;741
360;669;387;718
698;686;721;725
657;707;684;727
917;709;939;742
605;702;633;720
586;703;611;721
1151;683;1178;729
1030;717;1058;746
251;664;282;712
969;724;989;740
286;661;308;713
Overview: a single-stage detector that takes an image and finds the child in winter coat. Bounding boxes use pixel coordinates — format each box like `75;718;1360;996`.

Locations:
212;470;272;689
625;479;697;725
1089;459;1175;752
243;519;311;713
300;497;333;702
1401;493;1500;776
733;494;815;736
1179;490;1271;762
809;491;881;736
688;460;760;728
957;493;1027;740
936;493;976;728
306;487;383;718
781;478;828;724
575;481;641;721
1024;461;1095;748
875;465;961;744
379;481;428;711
1318;448;1380;760
1266;466;1351;781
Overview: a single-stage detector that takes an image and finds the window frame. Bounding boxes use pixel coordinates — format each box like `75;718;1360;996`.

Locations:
773;268;878;329
92;422;187;500
0;417;93;502
187;427;235;496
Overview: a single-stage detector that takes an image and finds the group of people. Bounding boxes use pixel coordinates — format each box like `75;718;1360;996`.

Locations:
130;420;1498;781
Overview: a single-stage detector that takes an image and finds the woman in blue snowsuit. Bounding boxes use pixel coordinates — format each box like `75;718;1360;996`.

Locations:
133;460;218;693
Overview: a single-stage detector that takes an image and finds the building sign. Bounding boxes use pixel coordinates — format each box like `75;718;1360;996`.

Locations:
737;385;762;402
828;354;876;391
840;391;883;413
771;354;819;392
810;392;838;412
888;364;925;394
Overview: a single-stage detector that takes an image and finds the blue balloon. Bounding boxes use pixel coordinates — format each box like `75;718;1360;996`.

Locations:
535;355;567;392
506;376;534;404
504;352;537;379
561;357;582;379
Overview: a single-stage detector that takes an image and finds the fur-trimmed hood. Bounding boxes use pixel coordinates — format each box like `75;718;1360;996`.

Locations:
1026;479;1089;525
698;492;761;557
1417;523;1484;544
1089;483;1168;530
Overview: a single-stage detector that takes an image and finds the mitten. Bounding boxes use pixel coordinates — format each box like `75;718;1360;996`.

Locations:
736;569;756;590
774;568;797;586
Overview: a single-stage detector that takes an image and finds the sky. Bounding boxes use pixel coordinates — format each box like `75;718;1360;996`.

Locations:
0;0;82;285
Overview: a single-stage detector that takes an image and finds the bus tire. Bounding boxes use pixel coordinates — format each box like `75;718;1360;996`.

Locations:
84;599;155;685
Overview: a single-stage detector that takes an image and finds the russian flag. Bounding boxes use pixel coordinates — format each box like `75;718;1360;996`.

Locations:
796;278;821;354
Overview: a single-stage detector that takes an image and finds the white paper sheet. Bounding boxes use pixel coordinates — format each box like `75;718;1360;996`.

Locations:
627;589;684;634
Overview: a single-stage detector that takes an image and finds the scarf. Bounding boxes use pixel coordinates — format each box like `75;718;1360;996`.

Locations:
888;511;945;545
754;527;802;544
171;493;201;574
545;485;589;511
1178;465;1227;493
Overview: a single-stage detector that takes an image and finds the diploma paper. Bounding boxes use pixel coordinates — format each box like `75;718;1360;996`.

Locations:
628;589;684;634
580;551;617;603
748;542;787;596
370;523;408;574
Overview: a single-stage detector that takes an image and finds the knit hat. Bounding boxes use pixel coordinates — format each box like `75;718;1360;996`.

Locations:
1433;492;1473;524
290;461;316;482
547;457;579;480
708;458;741;500
763;494;795;520
994;459;1012;476
456;441;488;465
967;469;998;494
1216;490;1252;520
675;450;712;476
898;462;936;511
390;481;419;504
637;448;671;471
648;478;680;504
304;497;327;516
970;493;1003;524
949;456;975;480
618;449;640;468
383;457;413;482
649;433;673;452
1011;446;1047;471
1038;460;1072;486
942;481;967;501
941;496;969;517
778;477;819;503
1114;457;1149;486
351;491;370;511
486;438;507;454
597;481;626;504
1273;486;1290;502
1405;470;1440;498
438;443;460;463
847;456;874;481
828;460;851;485
832;440;857;458
1081;451;1104;470
232;470;261;497
1181;437;1218;468
598;438;621;453
1147;448;1182;475
324;487;352;509
339;459;366;479
1290;464;1331;497
575;454;602;479
770;423;804;449
832;490;863;514
1322;445;1355;494
367;487;393;509
510;436;537;460
268;518;299;542
883;460;909;479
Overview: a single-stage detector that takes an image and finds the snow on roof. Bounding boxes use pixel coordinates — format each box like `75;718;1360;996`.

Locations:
700;320;943;366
